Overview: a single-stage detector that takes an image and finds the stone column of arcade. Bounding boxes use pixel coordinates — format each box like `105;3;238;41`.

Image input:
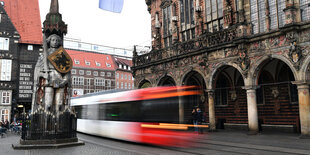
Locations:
12;0;84;149
207;90;216;131
245;87;259;134
296;83;310;137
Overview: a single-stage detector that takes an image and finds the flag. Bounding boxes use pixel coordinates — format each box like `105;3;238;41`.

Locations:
99;0;124;13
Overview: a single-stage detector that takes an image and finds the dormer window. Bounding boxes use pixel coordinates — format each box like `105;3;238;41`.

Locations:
106;63;111;67
85;60;90;66
96;61;101;66
74;59;80;64
123;65;127;70
128;66;131;70
119;64;122;68
107;56;109;60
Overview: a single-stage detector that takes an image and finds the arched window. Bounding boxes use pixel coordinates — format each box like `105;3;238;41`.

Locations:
300;0;310;21
205;0;223;32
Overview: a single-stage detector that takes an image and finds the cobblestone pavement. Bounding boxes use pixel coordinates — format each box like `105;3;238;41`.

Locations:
1;130;310;155
0;132;139;155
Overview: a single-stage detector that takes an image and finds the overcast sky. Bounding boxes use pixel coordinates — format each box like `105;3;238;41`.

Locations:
39;0;151;50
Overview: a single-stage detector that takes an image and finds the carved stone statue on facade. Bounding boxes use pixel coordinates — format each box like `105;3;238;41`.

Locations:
289;41;302;63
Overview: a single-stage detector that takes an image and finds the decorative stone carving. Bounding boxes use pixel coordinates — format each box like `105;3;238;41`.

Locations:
237;50;250;72
224;0;233;27
289;41;302;63
271;86;280;99
230;90;237;101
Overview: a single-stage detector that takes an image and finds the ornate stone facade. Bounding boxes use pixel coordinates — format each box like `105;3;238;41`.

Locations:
134;0;310;136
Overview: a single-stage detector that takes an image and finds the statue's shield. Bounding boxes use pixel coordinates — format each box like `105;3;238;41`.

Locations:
48;47;73;73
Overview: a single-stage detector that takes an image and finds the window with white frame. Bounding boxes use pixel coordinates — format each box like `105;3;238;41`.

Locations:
107;80;111;87
86;71;91;75
106;63;111;67
205;0;223;32
128;83;131;89
73;77;84;85
123;65;127;70
250;0;267;34
163;4;173;47
125;74;127;80
100;72;105;77
116;73;119;79
107;72;111;77
117;82;119;88
132;83;134;89
180;0;196;41
85;78;92;94
85;60;90;66
128;75;131;80
125;83;127;89
121;74;123;79
119;64;122;68
79;70;84;75
121;82;123;89
128;66;131;70
95;78;105;86
78;77;84;85
96;61;101;66
27;45;33;51
2;91;10;104
1;109;9;122
93;71;98;76
300;0;310;21
0;37;9;50
71;69;76;74
0;59;12;81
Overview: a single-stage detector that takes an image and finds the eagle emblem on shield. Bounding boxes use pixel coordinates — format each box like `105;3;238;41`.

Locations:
48;47;73;73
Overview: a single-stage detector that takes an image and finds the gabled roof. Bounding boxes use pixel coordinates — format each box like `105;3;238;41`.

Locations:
113;57;133;67
2;0;42;45
66;49;116;71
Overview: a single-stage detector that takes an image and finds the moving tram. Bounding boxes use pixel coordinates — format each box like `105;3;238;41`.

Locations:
70;86;201;147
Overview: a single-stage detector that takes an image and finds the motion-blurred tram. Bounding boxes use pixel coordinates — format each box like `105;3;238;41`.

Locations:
70;86;202;147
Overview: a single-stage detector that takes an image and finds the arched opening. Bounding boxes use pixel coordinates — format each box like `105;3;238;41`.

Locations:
138;80;152;89
158;76;176;86
182;71;206;124
212;66;246;129
256;59;299;133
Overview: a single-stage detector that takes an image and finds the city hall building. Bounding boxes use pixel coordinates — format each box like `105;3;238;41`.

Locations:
133;0;310;136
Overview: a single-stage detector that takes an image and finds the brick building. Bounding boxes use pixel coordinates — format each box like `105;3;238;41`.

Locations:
113;57;134;90
67;49;117;96
133;0;310;136
0;0;42;121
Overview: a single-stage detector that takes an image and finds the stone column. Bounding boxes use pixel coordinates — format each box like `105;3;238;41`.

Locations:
296;84;310;137
208;90;216;131
245;87;259;134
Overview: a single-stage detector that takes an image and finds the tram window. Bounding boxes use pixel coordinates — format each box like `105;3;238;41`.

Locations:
141;97;179;123
101;101;141;121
